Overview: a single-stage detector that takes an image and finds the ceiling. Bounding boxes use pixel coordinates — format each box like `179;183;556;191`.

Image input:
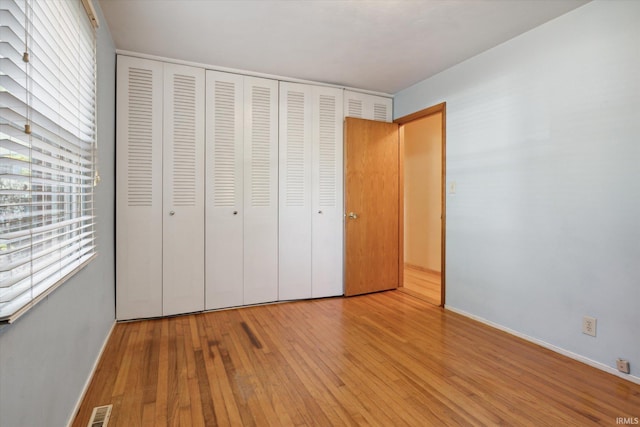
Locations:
99;0;589;94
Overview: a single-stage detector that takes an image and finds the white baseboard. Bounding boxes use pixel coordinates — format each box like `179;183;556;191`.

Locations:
445;305;640;386
66;320;116;427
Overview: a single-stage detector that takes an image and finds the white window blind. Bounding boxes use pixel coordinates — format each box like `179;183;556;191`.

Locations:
0;0;97;323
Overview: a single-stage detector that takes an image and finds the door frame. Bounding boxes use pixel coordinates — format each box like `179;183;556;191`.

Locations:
395;102;446;307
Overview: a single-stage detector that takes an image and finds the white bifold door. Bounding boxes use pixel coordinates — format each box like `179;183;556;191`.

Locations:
279;82;344;300
205;71;279;310
116;56;205;320
162;63;205;316
343;90;393;122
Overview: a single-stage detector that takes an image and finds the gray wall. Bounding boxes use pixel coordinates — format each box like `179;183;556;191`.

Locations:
394;0;639;380
0;2;116;426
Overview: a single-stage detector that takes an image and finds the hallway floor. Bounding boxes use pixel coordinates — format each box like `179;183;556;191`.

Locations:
402;264;441;306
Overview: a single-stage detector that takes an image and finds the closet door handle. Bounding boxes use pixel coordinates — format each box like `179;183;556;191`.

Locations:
233;211;238;215
169;210;175;216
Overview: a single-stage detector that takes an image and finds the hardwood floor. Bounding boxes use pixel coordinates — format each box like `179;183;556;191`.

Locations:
72;291;640;426
402;264;441;305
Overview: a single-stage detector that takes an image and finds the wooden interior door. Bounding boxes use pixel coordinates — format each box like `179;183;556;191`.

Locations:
344;117;399;296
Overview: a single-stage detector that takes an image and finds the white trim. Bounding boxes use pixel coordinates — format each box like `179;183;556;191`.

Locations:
65;320;116;427
1;254;98;324
445;305;640;386
115;50;393;98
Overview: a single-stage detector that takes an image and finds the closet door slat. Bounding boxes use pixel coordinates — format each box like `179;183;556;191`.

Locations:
162;63;205;316
243;77;279;305
116;56;164;320
278;82;313;300
205;71;245;310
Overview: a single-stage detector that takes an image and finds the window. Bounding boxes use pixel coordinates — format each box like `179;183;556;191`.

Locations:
0;0;98;323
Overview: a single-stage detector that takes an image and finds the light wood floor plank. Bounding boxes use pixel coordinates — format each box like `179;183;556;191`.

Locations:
402;265;441;305
72;291;640;426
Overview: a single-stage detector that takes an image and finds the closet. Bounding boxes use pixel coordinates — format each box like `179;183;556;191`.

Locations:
115;55;393;319
205;71;279;310
116;56;205;320
278;83;344;300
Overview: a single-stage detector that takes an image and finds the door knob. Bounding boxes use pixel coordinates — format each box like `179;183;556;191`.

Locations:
348;212;358;219
233;211;238;215
169;210;175;216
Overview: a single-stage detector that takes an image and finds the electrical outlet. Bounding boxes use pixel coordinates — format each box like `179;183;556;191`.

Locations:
582;316;596;337
449;182;456;194
616;359;630;374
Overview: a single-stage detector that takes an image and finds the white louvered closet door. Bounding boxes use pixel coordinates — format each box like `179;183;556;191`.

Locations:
312;87;344;298
162;63;205;316
116;56;164;320
243;77;279;305
205;71;244;310
279;83;313;300
344;90;393;122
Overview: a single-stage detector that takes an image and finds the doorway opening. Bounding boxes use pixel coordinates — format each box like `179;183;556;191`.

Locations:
396;103;446;306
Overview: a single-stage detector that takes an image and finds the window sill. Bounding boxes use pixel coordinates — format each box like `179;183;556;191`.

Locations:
0;253;98;325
